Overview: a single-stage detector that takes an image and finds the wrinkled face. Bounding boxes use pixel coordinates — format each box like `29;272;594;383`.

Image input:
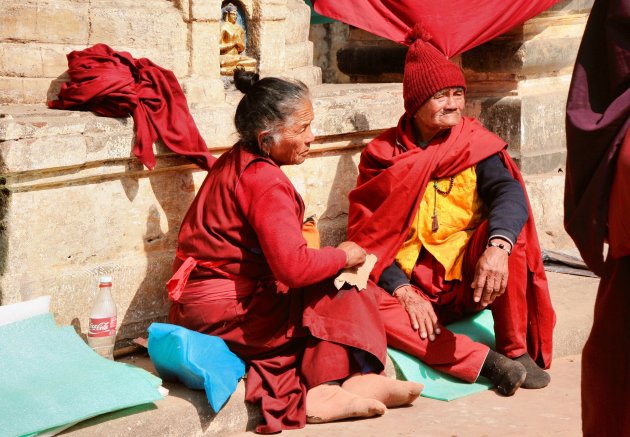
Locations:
268;99;315;166
413;87;465;142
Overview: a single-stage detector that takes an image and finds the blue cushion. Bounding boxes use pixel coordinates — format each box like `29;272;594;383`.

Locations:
148;323;246;412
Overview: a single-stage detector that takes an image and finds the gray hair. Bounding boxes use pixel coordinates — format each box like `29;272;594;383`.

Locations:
233;69;310;156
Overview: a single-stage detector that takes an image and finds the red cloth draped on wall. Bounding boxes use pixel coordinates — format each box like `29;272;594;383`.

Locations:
49;44;215;171
347;115;555;368
311;0;560;56
565;0;630;435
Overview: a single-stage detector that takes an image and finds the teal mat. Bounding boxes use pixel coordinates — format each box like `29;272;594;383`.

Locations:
387;310;495;401
0;313;163;437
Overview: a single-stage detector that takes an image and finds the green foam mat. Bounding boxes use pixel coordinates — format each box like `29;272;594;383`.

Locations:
0;313;163;437
387;310;495;401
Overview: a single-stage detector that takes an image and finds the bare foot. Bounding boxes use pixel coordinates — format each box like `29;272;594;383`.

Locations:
341;373;423;408
306;383;386;423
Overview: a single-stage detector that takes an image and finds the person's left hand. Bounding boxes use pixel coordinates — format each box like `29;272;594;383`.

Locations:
471;244;509;307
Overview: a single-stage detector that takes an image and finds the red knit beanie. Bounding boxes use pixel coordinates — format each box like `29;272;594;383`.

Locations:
403;24;466;116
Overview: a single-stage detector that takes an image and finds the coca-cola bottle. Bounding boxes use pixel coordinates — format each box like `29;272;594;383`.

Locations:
87;276;117;360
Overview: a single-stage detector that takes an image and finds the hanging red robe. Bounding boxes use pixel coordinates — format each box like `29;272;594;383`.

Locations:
168;145;387;433
565;0;630;434
48;44;215;171
348;115;555;371
311;0;560;56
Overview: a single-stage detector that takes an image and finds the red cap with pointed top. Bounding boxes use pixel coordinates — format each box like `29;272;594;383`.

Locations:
403;23;466;117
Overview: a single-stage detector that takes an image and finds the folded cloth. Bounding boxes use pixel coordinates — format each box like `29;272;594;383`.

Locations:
49;44;216;171
387;310;495;401
148;323;246;412
0;313;163;437
334;253;378;291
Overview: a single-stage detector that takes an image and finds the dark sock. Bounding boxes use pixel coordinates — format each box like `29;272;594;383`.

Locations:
480;350;527;396
514;353;551;389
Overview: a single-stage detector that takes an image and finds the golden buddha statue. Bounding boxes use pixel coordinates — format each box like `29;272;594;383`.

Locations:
220;3;257;75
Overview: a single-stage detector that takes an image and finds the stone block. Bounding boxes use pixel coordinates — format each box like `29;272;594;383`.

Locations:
88;5;188;75
181;77;225;108
285;41;313;70
523;173;574;250
517;149;567;175
285;65;322;88
0;2;89;44
0;43;76;78
256;21;286;75
0;135;88;173
253;2;287;21
285;0;311;44
0;77;57;105
190;21;221;77
521;88;570;154
190;0;222;21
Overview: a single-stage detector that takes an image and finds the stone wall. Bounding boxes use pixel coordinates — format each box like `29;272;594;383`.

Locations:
0;0;321;107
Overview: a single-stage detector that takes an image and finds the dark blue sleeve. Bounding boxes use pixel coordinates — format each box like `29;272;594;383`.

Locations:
476;154;529;245
378;261;410;294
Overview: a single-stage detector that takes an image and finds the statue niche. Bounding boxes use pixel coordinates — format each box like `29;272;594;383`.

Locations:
220;3;257;76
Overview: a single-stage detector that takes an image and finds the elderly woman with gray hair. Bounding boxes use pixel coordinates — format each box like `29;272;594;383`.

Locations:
167;70;421;433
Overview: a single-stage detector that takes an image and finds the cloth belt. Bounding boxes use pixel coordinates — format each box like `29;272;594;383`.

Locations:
167;251;257;302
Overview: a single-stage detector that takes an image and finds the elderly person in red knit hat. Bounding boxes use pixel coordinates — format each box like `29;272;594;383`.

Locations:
346;25;556;396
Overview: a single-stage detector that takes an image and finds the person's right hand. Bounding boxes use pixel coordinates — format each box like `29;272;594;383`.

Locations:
394;285;441;341
336;241;367;268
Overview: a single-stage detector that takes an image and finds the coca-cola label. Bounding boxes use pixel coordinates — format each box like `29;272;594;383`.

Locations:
88;316;117;337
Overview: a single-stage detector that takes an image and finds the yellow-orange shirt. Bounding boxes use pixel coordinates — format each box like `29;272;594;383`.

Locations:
394;166;483;281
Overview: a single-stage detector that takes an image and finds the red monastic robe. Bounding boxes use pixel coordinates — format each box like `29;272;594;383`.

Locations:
565;1;630;433
311;0;560;56
49;44;215;171
348;115;555;377
168;145;387;433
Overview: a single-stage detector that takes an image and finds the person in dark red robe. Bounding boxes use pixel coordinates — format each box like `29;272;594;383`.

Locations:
564;0;630;435
347;25;556;396
167;70;422;434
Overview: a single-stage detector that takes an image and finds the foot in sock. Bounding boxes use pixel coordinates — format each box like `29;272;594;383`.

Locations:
514;353;551;389
305;383;386;424
341;373;423;408
480;350;527;396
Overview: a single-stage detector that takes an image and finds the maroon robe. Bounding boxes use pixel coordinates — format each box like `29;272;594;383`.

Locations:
168;145;387;433
49;44;215;171
348;115;555;379
565;0;630;433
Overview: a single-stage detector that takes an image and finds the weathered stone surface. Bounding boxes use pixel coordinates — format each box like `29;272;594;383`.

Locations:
311;22;352;84
0;1;90;44
255;20;286;75
190;21;221;77
181;78;225;108
524;173;574;250
285;0;311;44
285;41;314;70
88;6;189;77
0;43;74;78
190;0;222;21
285;65;322;87
0;77;60;105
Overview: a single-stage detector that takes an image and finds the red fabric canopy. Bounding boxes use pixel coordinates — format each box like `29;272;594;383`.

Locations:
312;0;560;56
49;44;216;171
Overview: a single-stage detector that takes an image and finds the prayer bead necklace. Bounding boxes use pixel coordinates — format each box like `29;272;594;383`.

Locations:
431;176;455;232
